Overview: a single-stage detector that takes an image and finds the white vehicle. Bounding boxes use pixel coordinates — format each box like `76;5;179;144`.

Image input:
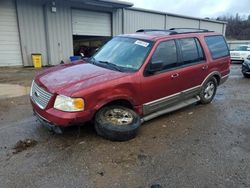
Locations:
230;45;250;62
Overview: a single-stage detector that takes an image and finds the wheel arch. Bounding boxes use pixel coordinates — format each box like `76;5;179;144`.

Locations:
94;97;135;113
202;71;221;86
101;99;134;109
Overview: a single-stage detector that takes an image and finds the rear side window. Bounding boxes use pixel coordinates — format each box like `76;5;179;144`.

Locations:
205;35;229;59
178;38;204;65
151;40;178;70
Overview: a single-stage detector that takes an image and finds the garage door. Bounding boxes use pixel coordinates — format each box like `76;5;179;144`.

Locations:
72;9;111;36
0;0;22;66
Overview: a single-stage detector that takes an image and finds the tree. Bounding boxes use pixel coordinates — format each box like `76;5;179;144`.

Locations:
217;14;250;40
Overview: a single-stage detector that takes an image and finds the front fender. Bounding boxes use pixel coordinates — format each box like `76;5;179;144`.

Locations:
93;95;136;111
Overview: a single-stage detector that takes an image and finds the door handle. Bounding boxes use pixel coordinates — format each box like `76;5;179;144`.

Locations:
202;65;208;70
171;73;179;78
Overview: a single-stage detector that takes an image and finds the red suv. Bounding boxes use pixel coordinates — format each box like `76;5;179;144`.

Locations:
30;28;230;141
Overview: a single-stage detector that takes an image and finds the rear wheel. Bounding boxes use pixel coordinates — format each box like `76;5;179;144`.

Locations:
199;77;217;104
94;105;141;141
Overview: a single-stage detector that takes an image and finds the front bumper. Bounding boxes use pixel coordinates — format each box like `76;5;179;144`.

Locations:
31;99;93;127
242;62;250;75
34;111;63;134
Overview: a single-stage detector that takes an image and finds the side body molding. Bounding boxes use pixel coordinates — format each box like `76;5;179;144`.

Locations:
142;71;226;115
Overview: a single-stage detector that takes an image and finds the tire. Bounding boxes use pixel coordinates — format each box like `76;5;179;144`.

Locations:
243;73;250;78
199;77;217;104
94;105;141;141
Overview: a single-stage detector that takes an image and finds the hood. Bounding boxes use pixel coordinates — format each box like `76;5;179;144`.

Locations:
35;61;129;95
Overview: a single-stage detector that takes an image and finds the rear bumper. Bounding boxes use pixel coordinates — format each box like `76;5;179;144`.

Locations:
31;99;93;127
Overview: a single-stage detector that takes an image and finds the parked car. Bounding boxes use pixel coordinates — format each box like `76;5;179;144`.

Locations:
230;45;250;62
30;28;231;141
242;55;250;78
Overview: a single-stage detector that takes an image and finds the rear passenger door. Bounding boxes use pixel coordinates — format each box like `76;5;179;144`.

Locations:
174;37;208;97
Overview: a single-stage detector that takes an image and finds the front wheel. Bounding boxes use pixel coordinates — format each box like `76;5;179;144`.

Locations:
94;105;141;141
199;77;217;104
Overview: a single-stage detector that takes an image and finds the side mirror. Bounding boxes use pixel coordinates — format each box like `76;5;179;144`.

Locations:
146;60;163;74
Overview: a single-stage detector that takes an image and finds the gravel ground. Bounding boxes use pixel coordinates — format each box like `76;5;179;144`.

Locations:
0;64;249;188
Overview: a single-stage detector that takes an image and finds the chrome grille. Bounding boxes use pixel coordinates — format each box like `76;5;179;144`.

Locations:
30;81;53;109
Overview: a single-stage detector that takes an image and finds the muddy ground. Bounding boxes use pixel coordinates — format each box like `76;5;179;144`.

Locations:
0;64;249;188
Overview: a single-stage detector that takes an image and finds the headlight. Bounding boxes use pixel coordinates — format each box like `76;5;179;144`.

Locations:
54;95;84;112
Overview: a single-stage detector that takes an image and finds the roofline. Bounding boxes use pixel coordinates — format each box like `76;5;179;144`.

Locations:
100;0;133;7
126;7;227;25
68;0;133;8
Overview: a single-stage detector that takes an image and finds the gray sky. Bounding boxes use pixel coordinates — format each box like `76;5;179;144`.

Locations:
125;0;250;19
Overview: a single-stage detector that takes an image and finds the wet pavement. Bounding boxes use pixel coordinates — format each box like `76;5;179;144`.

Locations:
0;64;250;188
0;84;30;99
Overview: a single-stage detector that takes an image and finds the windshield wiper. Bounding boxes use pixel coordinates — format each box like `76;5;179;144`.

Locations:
88;57;96;64
98;60;123;72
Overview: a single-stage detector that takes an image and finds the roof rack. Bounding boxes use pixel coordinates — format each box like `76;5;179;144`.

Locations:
136;28;213;35
136;29;177;35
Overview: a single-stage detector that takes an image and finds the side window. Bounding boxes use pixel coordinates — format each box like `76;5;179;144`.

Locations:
205;35;229;59
178;38;204;65
151;40;178;70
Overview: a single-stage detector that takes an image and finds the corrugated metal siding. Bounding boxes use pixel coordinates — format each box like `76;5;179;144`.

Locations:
72;9;111;36
112;9;123;36
124;9;165;34
200;20;223;33
166;16;199;29
44;0;73;65
0;0;22;66
16;0;48;66
122;8;226;35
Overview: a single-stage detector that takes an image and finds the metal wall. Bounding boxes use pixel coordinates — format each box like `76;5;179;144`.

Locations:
112;9;123;36
121;8;226;35
166;16;199;29
0;0;22;66
44;0;73;65
16;0;48;66
200;20;224;33
16;0;73;66
123;9;165;34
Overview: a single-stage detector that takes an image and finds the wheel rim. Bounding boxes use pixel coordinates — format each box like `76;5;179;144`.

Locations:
204;81;215;100
104;108;133;126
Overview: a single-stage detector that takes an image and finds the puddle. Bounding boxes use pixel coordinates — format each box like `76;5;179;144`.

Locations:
0;84;30;99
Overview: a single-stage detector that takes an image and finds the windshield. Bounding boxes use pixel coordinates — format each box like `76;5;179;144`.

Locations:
92;37;153;72
234;46;250;51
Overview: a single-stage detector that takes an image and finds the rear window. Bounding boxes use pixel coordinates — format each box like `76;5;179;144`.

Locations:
205;35;229;59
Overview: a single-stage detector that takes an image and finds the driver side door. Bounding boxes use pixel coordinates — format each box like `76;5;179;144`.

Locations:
140;39;182;115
